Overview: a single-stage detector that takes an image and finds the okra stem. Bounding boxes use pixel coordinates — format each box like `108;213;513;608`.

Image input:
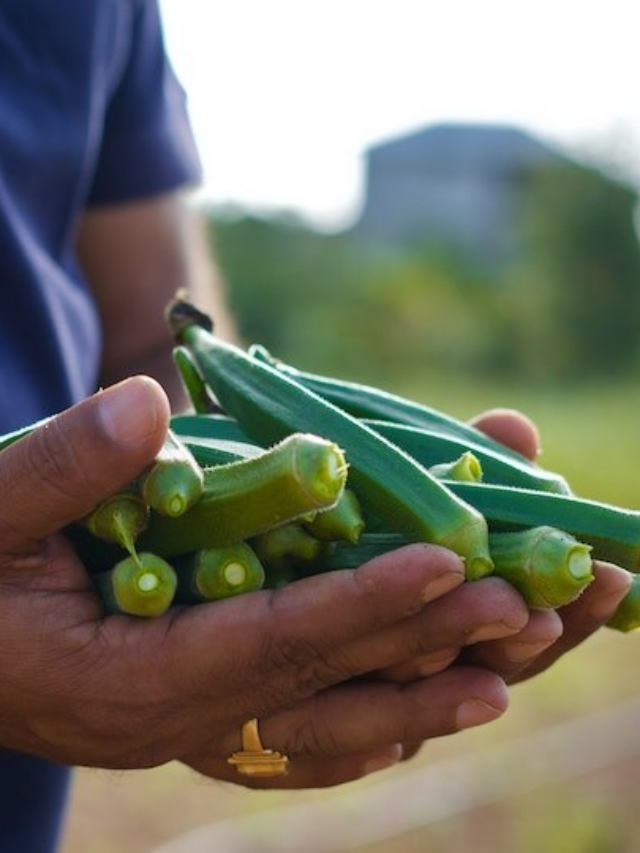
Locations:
607;574;640;632
174;543;265;603
93;552;177;617
489;526;594;608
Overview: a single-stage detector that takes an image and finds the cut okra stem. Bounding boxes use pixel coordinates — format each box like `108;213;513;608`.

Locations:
489;526;594;608
140;429;204;518
251;523;326;572
430;452;483;484
303;488;365;543
172;345;222;415
93;552;177;617
174;543;265;603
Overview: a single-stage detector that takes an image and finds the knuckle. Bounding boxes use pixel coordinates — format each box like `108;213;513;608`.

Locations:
296;652;355;696
288;713;342;758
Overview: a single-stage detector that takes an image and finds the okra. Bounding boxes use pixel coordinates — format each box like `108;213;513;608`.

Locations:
174;543;265;603
93;552;177;617
488;526;594;608
168;300;493;580
81;491;149;557
447;481;640;572
137;432;347;557
249;345;570;495
430;452;483;484
251;523;326;572
173;345;222;414
303;488;365;543
140;429;204;518
607;574;640;632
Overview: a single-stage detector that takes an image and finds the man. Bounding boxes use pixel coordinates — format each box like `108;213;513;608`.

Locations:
0;2;630;851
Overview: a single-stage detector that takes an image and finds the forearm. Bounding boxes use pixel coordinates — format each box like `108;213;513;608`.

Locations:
77;192;238;411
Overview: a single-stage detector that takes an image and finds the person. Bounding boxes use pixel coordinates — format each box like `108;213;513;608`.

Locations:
0;2;631;851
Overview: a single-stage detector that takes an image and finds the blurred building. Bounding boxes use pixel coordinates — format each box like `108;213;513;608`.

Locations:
353;122;568;266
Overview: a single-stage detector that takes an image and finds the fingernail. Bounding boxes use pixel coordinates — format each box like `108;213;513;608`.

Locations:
504;639;556;663
456;699;503;730
363;744;402;775
466;621;521;643
98;378;164;446
421;570;463;603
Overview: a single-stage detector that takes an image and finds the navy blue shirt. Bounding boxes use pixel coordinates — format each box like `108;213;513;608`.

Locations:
0;2;201;850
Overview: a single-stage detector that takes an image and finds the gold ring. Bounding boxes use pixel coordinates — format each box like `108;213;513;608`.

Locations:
227;718;290;777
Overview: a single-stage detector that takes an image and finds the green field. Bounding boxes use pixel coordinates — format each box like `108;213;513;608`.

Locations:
61;377;640;853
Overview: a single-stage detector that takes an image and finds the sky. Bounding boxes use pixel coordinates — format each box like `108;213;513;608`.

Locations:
159;0;640;231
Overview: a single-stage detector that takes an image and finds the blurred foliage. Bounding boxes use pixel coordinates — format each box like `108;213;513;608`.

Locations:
207;159;640;388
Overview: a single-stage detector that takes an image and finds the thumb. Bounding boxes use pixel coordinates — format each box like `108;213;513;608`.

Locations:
0;376;170;553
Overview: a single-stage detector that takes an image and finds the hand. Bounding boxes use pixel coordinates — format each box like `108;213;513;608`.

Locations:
0;378;529;790
462;408;631;685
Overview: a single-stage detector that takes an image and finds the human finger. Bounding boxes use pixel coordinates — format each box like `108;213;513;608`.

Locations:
0;377;169;554
184;744;404;790
364;576;528;683
470;407;541;461
460;607;564;682
162;545;466;712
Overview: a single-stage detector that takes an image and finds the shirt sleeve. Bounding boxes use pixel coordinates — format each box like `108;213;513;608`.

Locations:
87;0;202;205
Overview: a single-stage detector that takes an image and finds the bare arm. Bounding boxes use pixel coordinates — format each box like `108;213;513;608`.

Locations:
76;191;237;410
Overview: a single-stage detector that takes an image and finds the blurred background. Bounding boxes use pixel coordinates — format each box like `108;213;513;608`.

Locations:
63;1;640;850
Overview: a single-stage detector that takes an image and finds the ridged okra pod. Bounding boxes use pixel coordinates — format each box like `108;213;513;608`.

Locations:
168;300;493;580
93;552;177;617
173;345;222;415
174;543;265;603
137;432;347;557
488;526;594;608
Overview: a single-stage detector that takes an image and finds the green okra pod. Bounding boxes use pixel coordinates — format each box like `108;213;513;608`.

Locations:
173;345;222;415
303;488;365;543
251;523;327;574
93;552;177;617
174;543;265;603
488;526;594;608
81;490;149;557
140;429;204;518
607;573;640;632
138;432;347;557
429;451;483;484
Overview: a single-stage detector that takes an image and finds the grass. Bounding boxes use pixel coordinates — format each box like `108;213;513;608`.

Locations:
60;375;640;853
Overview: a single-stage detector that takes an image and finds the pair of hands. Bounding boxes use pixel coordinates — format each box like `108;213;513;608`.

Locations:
0;377;630;790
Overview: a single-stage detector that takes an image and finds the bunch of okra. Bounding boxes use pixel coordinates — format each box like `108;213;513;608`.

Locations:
1;296;639;632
